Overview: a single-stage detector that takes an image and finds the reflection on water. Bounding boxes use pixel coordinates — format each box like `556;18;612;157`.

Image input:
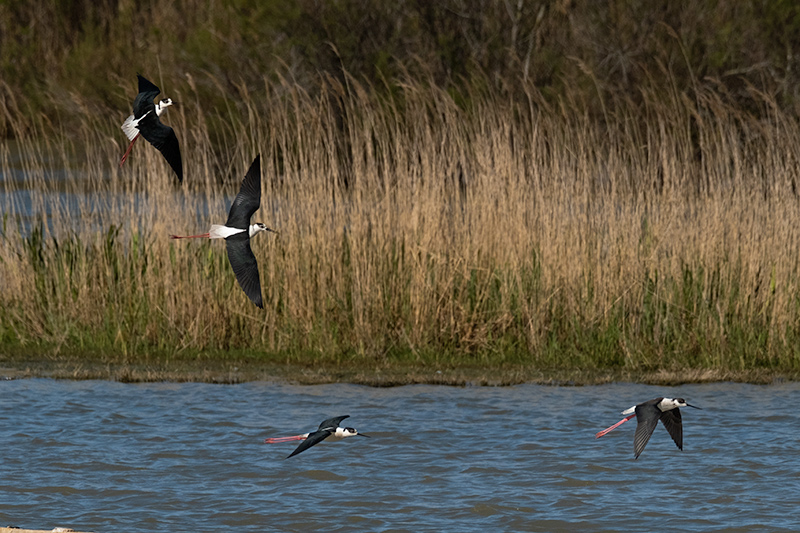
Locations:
1;168;284;239
0;186;218;237
0;380;798;532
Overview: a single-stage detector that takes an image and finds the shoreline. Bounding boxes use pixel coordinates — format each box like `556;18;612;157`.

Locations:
1;355;796;386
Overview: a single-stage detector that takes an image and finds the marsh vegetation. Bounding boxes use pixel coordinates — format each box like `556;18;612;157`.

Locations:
2;2;800;381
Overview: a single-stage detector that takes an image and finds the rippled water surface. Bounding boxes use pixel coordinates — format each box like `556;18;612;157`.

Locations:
1;380;798;532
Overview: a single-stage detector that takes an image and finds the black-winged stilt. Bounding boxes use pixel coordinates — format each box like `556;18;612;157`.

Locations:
120;74;183;182
264;415;370;458
169;155;275;308
595;397;701;459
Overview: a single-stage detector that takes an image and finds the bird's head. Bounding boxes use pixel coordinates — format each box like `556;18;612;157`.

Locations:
249;223;278;238
336;427;370;439
668;398;702;410
155;98;175;117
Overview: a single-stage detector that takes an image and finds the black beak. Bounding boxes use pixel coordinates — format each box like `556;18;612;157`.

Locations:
686;403;702;409
357;433;370;438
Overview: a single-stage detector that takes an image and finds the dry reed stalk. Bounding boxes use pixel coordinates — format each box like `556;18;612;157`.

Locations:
2;73;800;370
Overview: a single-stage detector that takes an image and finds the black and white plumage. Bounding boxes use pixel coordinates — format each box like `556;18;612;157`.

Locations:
169;155;275;308
120;74;183;182
595;397;701;459
223;154;267;308
264;415;370;459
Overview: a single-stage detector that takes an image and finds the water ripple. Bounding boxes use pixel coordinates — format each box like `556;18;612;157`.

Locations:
1;380;798;531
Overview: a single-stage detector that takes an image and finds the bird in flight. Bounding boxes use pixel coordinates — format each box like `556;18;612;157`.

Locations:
120;74;182;182
264;415;370;458
170;155;275;308
595;397;701;459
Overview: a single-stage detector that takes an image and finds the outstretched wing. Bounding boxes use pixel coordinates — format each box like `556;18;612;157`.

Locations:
226;155;261;229
138;120;183;182
225;233;263;308
137;74;161;97
633;404;660;459
139;117;183;182
659;408;683;451
318;415;350;431
287;430;331;458
132;74;160;118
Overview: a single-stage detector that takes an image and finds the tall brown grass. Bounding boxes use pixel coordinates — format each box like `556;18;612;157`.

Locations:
2;73;800;371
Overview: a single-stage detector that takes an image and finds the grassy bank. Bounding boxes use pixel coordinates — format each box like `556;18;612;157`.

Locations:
3;350;795;386
2;72;800;381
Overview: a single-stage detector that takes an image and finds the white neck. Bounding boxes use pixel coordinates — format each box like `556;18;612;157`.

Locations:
249;224;265;237
658;398;679;411
155;101;169;117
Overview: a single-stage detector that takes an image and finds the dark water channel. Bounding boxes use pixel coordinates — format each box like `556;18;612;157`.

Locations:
1;380;798;532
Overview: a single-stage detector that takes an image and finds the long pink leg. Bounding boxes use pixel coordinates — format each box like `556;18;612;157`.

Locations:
264;435;306;444
119;134;140;167
595;414;636;439
169;233;210;239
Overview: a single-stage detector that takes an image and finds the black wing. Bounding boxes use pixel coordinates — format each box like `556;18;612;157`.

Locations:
131;75;183;182
287;430;332;458
132;74;160;119
633;404;660;459
318;415;350;431
137;120;183;182
226;155;261;230
225;233;263;308
659;408;683;451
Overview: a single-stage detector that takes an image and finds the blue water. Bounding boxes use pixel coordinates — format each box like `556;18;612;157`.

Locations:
0;380;798;532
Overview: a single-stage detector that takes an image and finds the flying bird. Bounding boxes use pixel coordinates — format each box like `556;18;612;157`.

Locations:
170;155;275;308
595;397;701;459
264;415;369;458
120;74;183;182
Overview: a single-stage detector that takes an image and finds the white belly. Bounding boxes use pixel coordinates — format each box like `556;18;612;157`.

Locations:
208;224;245;239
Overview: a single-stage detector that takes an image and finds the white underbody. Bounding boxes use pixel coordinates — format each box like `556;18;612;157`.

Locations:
296;427;357;442
208;224;246;239
208;224;265;239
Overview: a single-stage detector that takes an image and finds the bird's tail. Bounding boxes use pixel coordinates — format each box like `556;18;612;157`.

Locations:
121;114;140;141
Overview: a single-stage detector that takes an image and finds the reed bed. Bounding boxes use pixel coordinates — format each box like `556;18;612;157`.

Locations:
2;73;800;373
